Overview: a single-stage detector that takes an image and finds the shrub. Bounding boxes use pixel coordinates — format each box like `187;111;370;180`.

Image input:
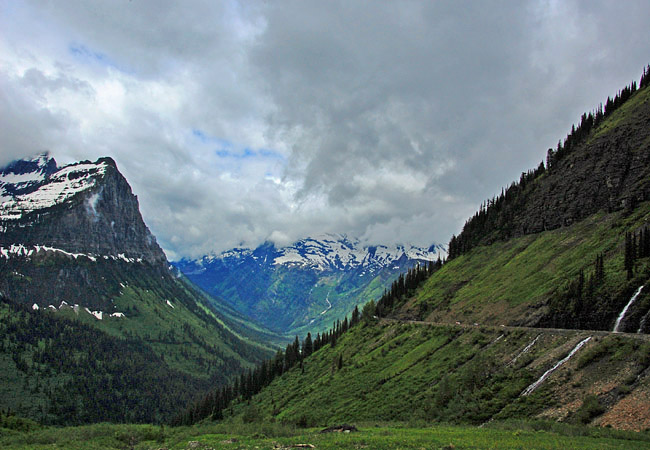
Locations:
572;395;605;424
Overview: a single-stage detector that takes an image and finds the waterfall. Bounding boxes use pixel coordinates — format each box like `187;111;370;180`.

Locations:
613;285;644;333
509;334;541;366
638;313;648;333
521;337;591;396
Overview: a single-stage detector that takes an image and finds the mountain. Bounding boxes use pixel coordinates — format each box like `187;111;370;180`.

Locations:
181;67;650;431
0;154;276;424
174;234;446;335
1;155;166;268
406;74;650;332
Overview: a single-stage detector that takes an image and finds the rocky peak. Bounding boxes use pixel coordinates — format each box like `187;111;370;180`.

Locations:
193;233;446;272
0;152;58;197
0;155;166;268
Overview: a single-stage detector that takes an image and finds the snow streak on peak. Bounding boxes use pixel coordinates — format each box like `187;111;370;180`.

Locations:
0;155;109;221
203;234;447;272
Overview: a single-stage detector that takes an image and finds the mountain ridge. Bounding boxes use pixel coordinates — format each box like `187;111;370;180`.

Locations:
186;233;446;272
175;234;446;335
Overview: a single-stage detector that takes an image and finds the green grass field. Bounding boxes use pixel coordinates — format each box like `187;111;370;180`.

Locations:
2;420;649;449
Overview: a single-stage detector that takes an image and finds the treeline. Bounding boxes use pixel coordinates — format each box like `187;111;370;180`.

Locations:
171;306;365;426
372;259;443;318
542;226;650;331
542;254;608;329
448;65;649;260
625;226;650;279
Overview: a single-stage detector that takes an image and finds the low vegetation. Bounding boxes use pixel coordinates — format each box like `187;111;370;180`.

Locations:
409;204;650;330
2;419;650;449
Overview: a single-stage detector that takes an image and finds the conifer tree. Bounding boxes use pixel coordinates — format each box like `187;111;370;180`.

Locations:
625;232;635;280
350;305;360;326
303;332;313;358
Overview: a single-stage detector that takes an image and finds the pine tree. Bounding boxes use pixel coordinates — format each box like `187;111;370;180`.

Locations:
303;332;313;358
350;305;360;326
625;232;635;280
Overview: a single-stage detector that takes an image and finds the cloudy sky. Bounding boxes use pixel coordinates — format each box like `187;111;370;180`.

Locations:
1;1;649;259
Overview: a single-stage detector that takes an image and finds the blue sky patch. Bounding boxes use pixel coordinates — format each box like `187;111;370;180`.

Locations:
191;129;285;162
69;43;125;72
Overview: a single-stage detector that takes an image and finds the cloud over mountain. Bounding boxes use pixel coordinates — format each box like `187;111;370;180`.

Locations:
1;0;649;259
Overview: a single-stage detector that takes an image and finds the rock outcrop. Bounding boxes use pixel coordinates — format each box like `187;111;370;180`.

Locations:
1;154;166;268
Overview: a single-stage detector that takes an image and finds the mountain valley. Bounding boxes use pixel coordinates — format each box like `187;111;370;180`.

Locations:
2;62;650;450
171;68;650;437
175;235;446;336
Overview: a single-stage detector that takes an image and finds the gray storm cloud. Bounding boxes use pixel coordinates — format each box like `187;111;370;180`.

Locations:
1;0;649;259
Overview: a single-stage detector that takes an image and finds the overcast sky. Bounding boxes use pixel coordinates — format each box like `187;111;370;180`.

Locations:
1;1;649;260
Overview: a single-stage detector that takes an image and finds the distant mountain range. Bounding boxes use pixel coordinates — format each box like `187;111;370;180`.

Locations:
175;234;446;335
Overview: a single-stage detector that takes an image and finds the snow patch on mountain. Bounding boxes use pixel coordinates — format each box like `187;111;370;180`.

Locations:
0;244;144;263
271;233;445;271
194;233;446;272
0;154;111;221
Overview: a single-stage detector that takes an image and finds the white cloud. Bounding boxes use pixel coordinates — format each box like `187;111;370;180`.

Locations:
1;0;649;259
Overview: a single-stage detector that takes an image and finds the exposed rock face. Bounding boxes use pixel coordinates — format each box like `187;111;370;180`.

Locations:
454;85;650;252
0;154;166;268
515;99;650;236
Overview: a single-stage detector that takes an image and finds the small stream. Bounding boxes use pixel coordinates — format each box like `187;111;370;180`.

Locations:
320;290;332;315
613;285;644;332
521;337;591;396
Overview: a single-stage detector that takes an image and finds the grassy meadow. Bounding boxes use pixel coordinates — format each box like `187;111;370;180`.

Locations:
2;420;650;450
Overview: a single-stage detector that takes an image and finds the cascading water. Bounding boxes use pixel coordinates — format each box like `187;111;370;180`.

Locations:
521;337;591;396
613;285;644;333
509;334;541;366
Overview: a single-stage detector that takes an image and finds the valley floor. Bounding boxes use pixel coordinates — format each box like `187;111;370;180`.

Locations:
2;421;650;449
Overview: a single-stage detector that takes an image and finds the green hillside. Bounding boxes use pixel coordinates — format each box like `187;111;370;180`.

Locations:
0;251;277;424
0;262;282;425
408;203;650;330
224;321;650;430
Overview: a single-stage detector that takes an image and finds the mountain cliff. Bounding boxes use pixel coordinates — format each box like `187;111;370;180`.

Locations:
0;154;276;424
1;154;166;268
175;234;446;335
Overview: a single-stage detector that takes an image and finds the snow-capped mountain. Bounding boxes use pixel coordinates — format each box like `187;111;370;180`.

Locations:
1;155;109;220
0;153;58;199
202;233;446;272
0;153;165;266
0;153;275;422
269;233;445;272
175;235;447;334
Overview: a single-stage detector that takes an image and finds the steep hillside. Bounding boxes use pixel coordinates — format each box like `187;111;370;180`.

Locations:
0;154;276;423
175;235;446;335
403;77;650;332
228;321;650;431
0;296;211;425
448;78;650;257
404;204;650;331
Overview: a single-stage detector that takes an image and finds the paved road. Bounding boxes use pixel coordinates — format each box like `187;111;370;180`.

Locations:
380;318;650;342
